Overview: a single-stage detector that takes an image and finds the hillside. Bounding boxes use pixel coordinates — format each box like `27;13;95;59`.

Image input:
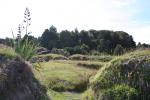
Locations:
32;49;150;100
0;43;150;100
85;50;150;100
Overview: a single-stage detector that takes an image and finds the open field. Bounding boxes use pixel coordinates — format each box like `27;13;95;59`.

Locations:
33;59;106;99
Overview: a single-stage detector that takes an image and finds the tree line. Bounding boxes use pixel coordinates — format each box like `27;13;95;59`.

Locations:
39;25;136;55
3;25;150;55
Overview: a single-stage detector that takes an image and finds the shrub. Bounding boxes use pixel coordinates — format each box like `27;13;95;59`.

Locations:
14;36;38;61
91;50;150;99
64;44;89;55
99;84;138;100
80;44;89;54
31;54;67;63
113;44;124;55
11;8;38;61
89;50;101;55
51;48;70;56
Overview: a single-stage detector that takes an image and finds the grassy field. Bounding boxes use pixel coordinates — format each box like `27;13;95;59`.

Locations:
33;60;105;99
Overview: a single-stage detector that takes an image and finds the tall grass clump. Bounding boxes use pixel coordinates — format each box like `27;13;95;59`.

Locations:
11;8;38;61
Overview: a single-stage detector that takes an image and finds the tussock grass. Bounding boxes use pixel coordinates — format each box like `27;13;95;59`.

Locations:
90;49;150;99
14;38;38;61
82;88;95;100
33;60;102;99
34;61;97;92
0;44;17;58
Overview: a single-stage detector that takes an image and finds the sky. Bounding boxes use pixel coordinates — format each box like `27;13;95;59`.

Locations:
0;0;150;44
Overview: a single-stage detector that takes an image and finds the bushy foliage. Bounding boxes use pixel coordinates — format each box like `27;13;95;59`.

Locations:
40;28;136;54
14;36;38;61
40;26;58;50
31;53;67;63
91;50;150;99
89;50;101;55
65;44;89;55
11;8;38;61
113;44;124;55
51;48;70;56
99;84;138;100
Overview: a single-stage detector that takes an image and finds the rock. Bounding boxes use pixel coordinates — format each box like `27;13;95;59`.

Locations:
36;47;50;55
0;55;50;100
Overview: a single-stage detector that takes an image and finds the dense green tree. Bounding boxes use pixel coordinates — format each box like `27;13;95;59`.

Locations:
79;30;93;48
97;39;111;53
40;26;58;49
39;26;136;55
59;30;78;47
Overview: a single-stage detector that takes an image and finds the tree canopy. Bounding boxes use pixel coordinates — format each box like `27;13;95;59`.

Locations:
39;26;136;55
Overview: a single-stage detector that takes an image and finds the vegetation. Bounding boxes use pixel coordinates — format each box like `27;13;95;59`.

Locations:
39;26;136;55
90;50;150;100
99;84;138;100
0;44;17;58
33;60;102;99
34;61;98;91
11;8;38;61
0;46;49;100
1;6;150;100
113;44;124;55
82;88;95;100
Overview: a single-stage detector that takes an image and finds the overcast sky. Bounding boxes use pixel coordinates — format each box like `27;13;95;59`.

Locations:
0;0;150;44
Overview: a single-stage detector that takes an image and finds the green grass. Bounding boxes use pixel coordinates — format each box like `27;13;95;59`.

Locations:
0;44;17;58
82;88;95;100
33;53;67;60
34;60;97;91
34;60;102;99
90;49;150;99
63;60;104;69
47;90;81;100
69;54;114;62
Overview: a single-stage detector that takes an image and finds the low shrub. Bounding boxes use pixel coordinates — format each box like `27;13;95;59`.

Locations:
51;48;70;57
91;50;150;99
98;84;138;100
31;54;67;63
